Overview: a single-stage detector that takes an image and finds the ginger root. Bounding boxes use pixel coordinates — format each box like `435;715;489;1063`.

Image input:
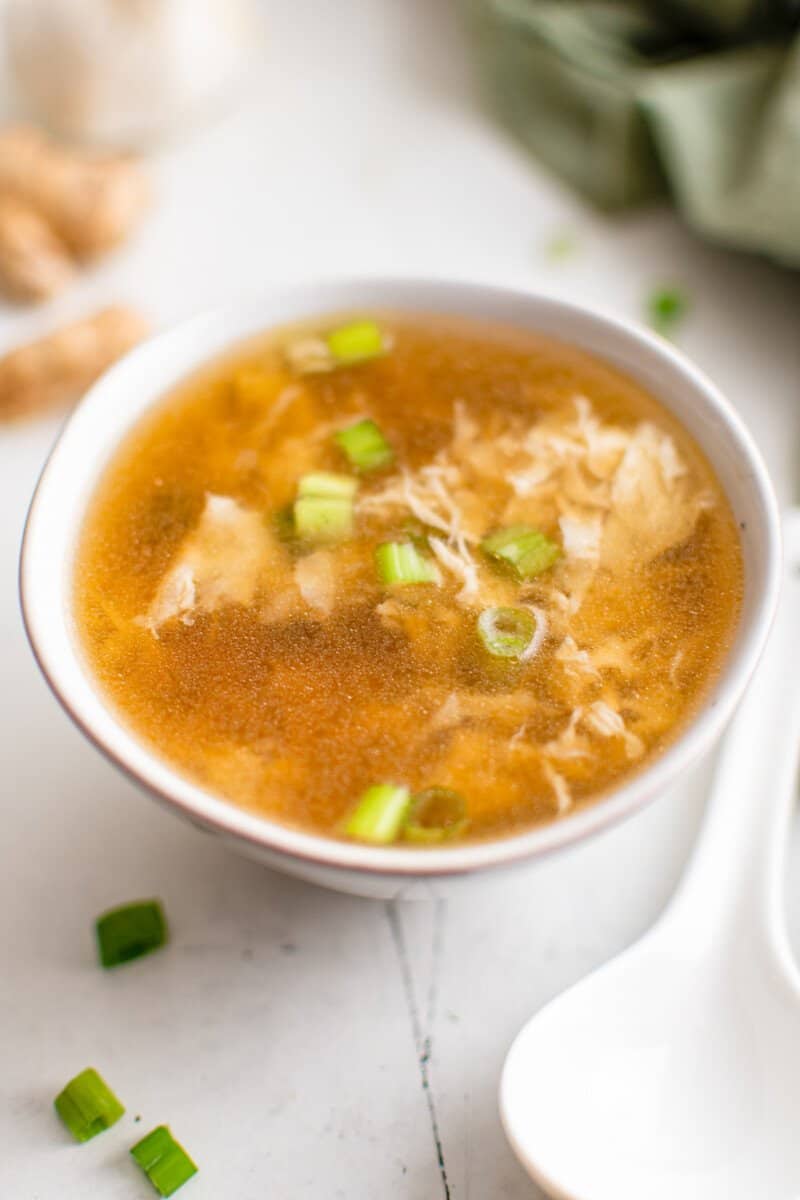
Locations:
0;195;75;301
0;126;149;257
0;306;149;421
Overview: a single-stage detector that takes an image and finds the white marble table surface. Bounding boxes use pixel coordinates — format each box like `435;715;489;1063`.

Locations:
2;2;799;1197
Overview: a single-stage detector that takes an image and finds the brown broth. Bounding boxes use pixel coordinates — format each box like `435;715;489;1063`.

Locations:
74;313;743;843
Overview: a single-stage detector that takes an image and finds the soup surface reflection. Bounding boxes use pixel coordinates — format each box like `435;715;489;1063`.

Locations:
75;313;743;844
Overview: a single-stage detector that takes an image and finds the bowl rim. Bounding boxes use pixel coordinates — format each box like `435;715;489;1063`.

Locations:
19;276;782;880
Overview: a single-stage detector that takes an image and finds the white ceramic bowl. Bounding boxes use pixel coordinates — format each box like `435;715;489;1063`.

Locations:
20;279;781;899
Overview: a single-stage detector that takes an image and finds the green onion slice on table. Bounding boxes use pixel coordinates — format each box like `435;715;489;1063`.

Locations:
375;541;439;585
131;1125;198;1197
95;899;168;968
54;1067;125;1142
404;788;467;843
480;525;559;580
647;286;689;338
334;417;394;472
343;784;411;844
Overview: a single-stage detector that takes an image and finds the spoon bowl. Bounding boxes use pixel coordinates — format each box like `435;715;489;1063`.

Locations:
501;510;800;1200
503;933;800;1199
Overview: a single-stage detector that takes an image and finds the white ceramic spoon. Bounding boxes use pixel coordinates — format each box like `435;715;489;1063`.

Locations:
501;510;800;1200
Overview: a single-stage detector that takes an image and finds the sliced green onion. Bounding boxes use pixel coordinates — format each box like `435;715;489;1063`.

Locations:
343;784;411;844
334;418;394;472
54;1067;125;1142
376;541;439;585
293;472;357;541
95;900;168;969
294;496;353;540
297;472;358;500
286;320;389;376
326;319;387;365
481;525;559;579
647;286;689;338
477;606;537;659
131;1126;198;1197
404;788;467;843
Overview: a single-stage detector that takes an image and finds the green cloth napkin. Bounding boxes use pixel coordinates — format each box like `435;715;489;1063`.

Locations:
465;0;800;265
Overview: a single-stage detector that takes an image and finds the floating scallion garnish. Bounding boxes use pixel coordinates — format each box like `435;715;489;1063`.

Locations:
375;541;439;585
286;320;389;375
326;319;387;366
294;498;353;541
293;472;357;542
477;606;538;659
343;784;411;844
334;417;394;472
481;526;559;580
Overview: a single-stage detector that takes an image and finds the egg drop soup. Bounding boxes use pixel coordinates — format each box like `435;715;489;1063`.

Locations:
75;313;742;846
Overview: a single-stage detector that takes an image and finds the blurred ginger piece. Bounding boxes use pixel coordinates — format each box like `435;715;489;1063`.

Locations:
0;127;149;258
0;195;75;301
0;306;148;421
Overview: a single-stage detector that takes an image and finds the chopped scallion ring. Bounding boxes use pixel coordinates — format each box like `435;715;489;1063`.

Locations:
477;606;537;660
297;472;358;500
404;788;467;843
334;418;394;472
343;784;411;844
326;320;387;366
131;1125;198;1197
95;900;168;969
375;541;439;585
54;1067;125;1142
481;525;559;579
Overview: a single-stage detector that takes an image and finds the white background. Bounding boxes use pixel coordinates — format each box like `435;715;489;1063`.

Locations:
1;2;799;1197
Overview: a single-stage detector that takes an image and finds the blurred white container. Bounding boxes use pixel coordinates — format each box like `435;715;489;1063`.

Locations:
5;0;262;148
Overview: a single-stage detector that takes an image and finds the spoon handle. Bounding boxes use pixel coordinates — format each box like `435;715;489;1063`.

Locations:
660;508;800;956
